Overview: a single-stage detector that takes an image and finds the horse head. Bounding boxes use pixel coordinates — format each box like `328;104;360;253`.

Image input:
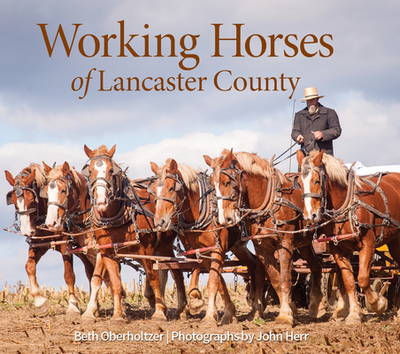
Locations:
83;144;122;213
296;149;325;223
43;161;86;232
5;165;46;236
150;158;185;232
204;148;243;226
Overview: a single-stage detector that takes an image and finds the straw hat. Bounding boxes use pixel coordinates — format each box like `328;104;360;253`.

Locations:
300;87;325;101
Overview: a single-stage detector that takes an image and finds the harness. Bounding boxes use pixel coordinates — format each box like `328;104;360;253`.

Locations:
308;163;400;246
217;162;304;242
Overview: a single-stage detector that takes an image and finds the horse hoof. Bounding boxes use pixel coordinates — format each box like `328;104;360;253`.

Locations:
66;309;81;319
81;315;96;324
35;299;50;317
345;316;361;326
275;314;294;327
188;298;205;316
220;315;237;326
151;311;168;322
110;317;127;325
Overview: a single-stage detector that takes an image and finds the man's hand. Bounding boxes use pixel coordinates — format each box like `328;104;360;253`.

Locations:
312;131;323;140
297;135;304;144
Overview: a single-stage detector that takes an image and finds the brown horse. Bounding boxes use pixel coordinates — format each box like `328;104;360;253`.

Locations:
5;163;94;317
204;149;327;326
150;158;257;325
80;145;187;322
296;149;400;324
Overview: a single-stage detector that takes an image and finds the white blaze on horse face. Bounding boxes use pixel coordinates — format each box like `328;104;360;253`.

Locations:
302;173;313;220
94;162;108;210
17;196;33;236
46;183;62;230
215;181;226;225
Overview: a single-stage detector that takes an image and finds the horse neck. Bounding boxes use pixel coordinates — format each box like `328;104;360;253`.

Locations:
242;173;270;210
181;185;201;223
326;178;348;210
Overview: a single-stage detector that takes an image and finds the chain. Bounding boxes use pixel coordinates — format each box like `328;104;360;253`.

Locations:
138;272;143;305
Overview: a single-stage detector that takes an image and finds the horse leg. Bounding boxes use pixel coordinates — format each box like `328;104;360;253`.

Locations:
297;245;326;319
360;244;387;314
331;248;361;325
144;269;168;309
246;255;267;320
233;244;257;306
275;237;297;326
102;255;126;323
387;237;400;319
141;259;168;321
26;246;50;316
218;273;237;325
62;253;81;318
252;243;284;320
331;268;350;319
201;257;223;324
169;268;188;319
82;252;104;322
187;268;205;316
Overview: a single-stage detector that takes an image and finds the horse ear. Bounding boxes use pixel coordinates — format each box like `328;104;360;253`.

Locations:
5;170;15;186
43;161;52;174
108;145;116;158
26;169;36;185
61;162;70;176
313;150;324;167
84;144;94;158
169;159;178;173
150;162;159;175
226;148;238;168
203;155;212;167
296;150;305;167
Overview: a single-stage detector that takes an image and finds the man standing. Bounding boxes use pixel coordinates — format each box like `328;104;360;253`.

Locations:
291;87;341;156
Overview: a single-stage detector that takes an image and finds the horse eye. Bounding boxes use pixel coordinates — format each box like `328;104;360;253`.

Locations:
61;189;67;194
225;181;231;187
169;186;174;192
315;180;320;185
109;169;114;175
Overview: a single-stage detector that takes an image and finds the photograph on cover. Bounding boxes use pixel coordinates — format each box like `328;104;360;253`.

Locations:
1;1;400;353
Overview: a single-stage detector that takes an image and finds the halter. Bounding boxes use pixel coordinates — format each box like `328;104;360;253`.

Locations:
301;164;327;216
148;172;186;218
216;164;244;209
41;173;86;227
82;154;123;207
6;172;39;217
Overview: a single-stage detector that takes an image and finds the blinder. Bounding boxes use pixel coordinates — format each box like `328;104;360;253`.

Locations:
40;185;48;199
293;175;302;190
6;191;13;205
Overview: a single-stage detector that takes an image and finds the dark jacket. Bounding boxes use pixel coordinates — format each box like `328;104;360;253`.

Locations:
291;104;341;156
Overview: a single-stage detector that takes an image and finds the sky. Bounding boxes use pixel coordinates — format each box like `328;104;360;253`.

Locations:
1;0;400;292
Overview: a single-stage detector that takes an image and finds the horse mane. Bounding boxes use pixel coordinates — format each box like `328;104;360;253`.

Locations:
220;149;287;185
92;145;110;156
20;163;47;187
161;159;200;193
307;151;362;187
47;165;82;188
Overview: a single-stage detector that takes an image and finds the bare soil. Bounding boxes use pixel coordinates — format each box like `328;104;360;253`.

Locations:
1;283;400;354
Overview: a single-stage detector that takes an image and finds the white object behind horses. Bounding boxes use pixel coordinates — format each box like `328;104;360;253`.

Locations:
344;161;400;176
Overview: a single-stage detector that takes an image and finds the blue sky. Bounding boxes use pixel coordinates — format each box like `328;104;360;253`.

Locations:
1;0;400;291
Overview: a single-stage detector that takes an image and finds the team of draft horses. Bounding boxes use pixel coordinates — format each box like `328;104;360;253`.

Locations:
5;144;400;326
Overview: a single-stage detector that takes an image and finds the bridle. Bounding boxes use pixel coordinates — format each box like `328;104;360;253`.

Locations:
81;154;122;207
216;164;244;209
6;172;42;227
40;173;86;226
147;172;186;218
300;162;327;217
